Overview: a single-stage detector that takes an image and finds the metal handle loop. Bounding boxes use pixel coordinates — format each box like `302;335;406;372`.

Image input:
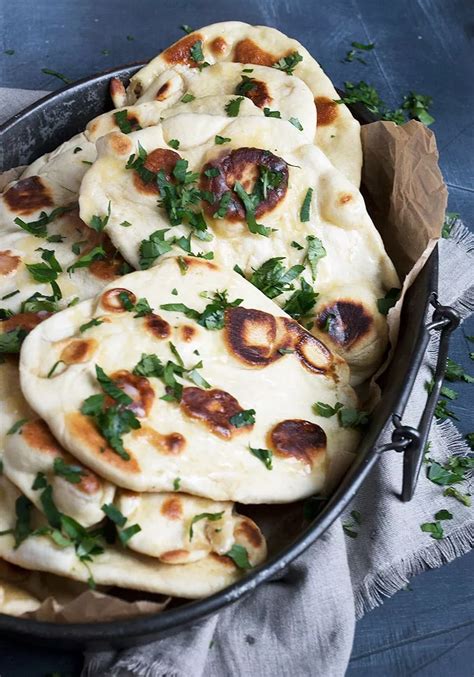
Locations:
379;297;460;501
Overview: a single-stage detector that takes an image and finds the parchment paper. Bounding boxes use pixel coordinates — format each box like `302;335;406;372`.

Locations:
0;118;448;623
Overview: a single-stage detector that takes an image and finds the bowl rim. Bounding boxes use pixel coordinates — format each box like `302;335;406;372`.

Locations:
0;63;437;644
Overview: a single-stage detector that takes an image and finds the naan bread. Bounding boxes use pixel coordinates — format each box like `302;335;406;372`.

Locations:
20;133;96;194
79;115;399;382
0;175;128;347
89;63;315;144
118;21;361;185
0;578;41;616
0;476;266;598
0;359;116;527
20;257;359;501
116;491;261;563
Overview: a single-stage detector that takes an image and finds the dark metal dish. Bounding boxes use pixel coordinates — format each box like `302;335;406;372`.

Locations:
0;65;459;650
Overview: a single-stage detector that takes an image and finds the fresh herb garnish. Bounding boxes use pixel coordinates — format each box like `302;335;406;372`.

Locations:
80;365;141;460
67;245;106;273
114;109;141;134
377;288;401;315
181;93;195;103
229;409;256;428
225;97;245;117
313;401;343;418
441;212;459;239
305;235;326;280
342;510;362;538
289;117;303;130
225;543;252;569
249;446;273;470
168;138;180;150
444;357;474;383
235;75;257;96
272;51;303;75
282;279;318;321
79;318;104;333
160;289;242;330
189;511;224;540
139;229;173;269
299;188;313;222
53;458;86;484
26;249;62;285
189;40;209;69
401;92;435;126
233;181;273;237
443;486;471;507
248;257;304;299
47;360;64;378
0;327;28;355
263;107;281;118
41;68;71;84
7;418;28;435
89;202;111;232
338;407;369;428
101;503;127;527
215;135;231;145
14;206;72;238
181;24;193;34
173;477;181;491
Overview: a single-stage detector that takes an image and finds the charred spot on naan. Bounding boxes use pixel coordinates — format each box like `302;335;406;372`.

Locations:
100;287;137;312
155;81;171;101
160;549;192;564
60;339;97;365
243;80;272;108
1;311;51;334
224;307;293;367
160;496;183;520
4;176;53;216
109;370;154;417
233;39;276;66
163;32;205;67
294;331;334;375
234;517;264;548
110;77;126;104
177;256;217;271
211;552;238;569
0;250;21;276
316;300;373;349
88;259;123;281
134;426;186;455
210;36;228;56
21;419;62;456
109;132;133;156
144;313;171;339
269;419;326;466
180;387;254;439
132;148;181;195
180;324;198;342
201;148;288;222
66;412;140;472
315;96;339;127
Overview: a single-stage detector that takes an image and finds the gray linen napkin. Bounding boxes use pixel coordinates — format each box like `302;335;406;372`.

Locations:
1;89;473;677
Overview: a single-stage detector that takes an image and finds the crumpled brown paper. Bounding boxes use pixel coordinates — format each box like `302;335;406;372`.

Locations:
0;118;448;624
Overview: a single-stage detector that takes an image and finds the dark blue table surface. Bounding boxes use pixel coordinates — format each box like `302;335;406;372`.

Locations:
1;1;473;675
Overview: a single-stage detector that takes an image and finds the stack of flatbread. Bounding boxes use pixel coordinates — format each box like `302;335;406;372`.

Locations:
0;22;400;616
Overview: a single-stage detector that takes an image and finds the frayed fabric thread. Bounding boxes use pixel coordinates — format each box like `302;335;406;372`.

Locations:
354;522;474;618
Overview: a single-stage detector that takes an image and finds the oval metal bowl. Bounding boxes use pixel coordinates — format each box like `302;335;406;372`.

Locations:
0;65;444;650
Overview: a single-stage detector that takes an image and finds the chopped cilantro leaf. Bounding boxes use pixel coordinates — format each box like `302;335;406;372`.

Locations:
215;135;231;145
420;520;444;540
282;278;318;320
7;418;28;435
442;212;459;239
181;24;193;34
300;188;313;222
79;318;104;333
289;117;303;130
14;206;72;238
313;401;343;418
377;288;401;315
101;503;127;527
235;75;257;96
305;235;326;280
113;109;141;134
225;97;245;117
173;477;181;491
263;107;281;118
181;93;195;103
53;458;86;484
338;407;369;428
41;68;71;84
249;446;273;470
249;257;304;299
234;181;272;237
139;229;173;269
89;202;111;232
168;138;180;150
225;543;252;569
272;51;303;75
67;245;106;273
229;409;256;428
189;511;224;540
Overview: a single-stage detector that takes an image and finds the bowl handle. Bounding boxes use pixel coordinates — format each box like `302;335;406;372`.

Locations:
378;294;460;501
